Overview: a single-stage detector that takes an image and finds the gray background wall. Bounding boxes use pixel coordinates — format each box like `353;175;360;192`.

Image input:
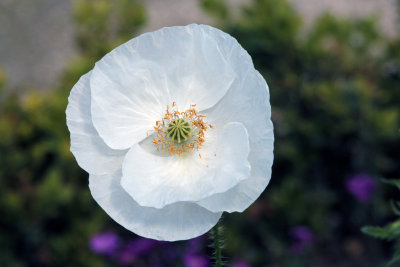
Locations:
0;0;397;90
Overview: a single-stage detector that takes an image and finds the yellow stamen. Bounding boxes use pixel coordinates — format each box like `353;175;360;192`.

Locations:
151;103;213;156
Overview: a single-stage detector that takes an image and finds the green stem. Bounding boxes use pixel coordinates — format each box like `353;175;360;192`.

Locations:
213;224;223;267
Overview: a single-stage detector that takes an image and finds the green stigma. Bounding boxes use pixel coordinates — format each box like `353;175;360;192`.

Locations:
167;119;191;143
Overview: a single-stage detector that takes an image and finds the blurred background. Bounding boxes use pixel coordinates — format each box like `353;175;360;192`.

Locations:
0;0;399;266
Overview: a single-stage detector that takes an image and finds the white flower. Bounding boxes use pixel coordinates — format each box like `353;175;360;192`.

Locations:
66;24;274;241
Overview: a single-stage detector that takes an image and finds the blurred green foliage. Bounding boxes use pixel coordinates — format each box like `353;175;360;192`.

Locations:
205;0;400;266
201;0;230;22
0;0;146;266
0;0;400;266
363;179;400;266
73;0;146;59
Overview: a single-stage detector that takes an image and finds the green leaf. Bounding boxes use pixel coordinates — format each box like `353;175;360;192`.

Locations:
201;0;229;20
362;221;400;241
387;253;400;267
387;242;400;266
0;68;5;90
382;179;400;190
391;200;400;216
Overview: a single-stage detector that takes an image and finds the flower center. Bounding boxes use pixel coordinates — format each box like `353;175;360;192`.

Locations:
167;119;191;143
152;103;212;156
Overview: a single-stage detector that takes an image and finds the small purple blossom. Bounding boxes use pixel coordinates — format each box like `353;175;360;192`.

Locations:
182;235;209;267
233;259;252;267
117;238;159;265
346;173;377;203
89;232;121;256
186;236;205;254
118;247;136;265
125;238;159;257
290;226;314;254
162;245;180;263
184;253;210;267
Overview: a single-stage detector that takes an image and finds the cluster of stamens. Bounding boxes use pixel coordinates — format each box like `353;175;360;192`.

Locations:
151;102;213;156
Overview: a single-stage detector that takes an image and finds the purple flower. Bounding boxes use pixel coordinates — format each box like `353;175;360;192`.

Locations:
182;235;208;267
186;236;205;254
89;232;121;256
290;226;314;254
162;245;180;263
233;259;252;267
117;238;159;265
118;247;136;265
125;238;159;257
346;173;377;203
184;253;210;267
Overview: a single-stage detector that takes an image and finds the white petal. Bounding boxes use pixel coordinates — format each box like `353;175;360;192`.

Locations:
120;122;251;209
89;170;222;241
131;24;236;111
90;24;235;149
197;58;274;213
66;72;127;175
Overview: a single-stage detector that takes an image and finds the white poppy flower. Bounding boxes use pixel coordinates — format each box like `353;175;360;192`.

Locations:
66;24;274;241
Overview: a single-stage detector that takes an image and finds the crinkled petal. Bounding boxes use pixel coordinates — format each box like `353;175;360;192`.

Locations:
120;122;250;209
66;72;126;175
196;123;273;213
197;50;274;213
89;170;222;241
90;24;235;150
